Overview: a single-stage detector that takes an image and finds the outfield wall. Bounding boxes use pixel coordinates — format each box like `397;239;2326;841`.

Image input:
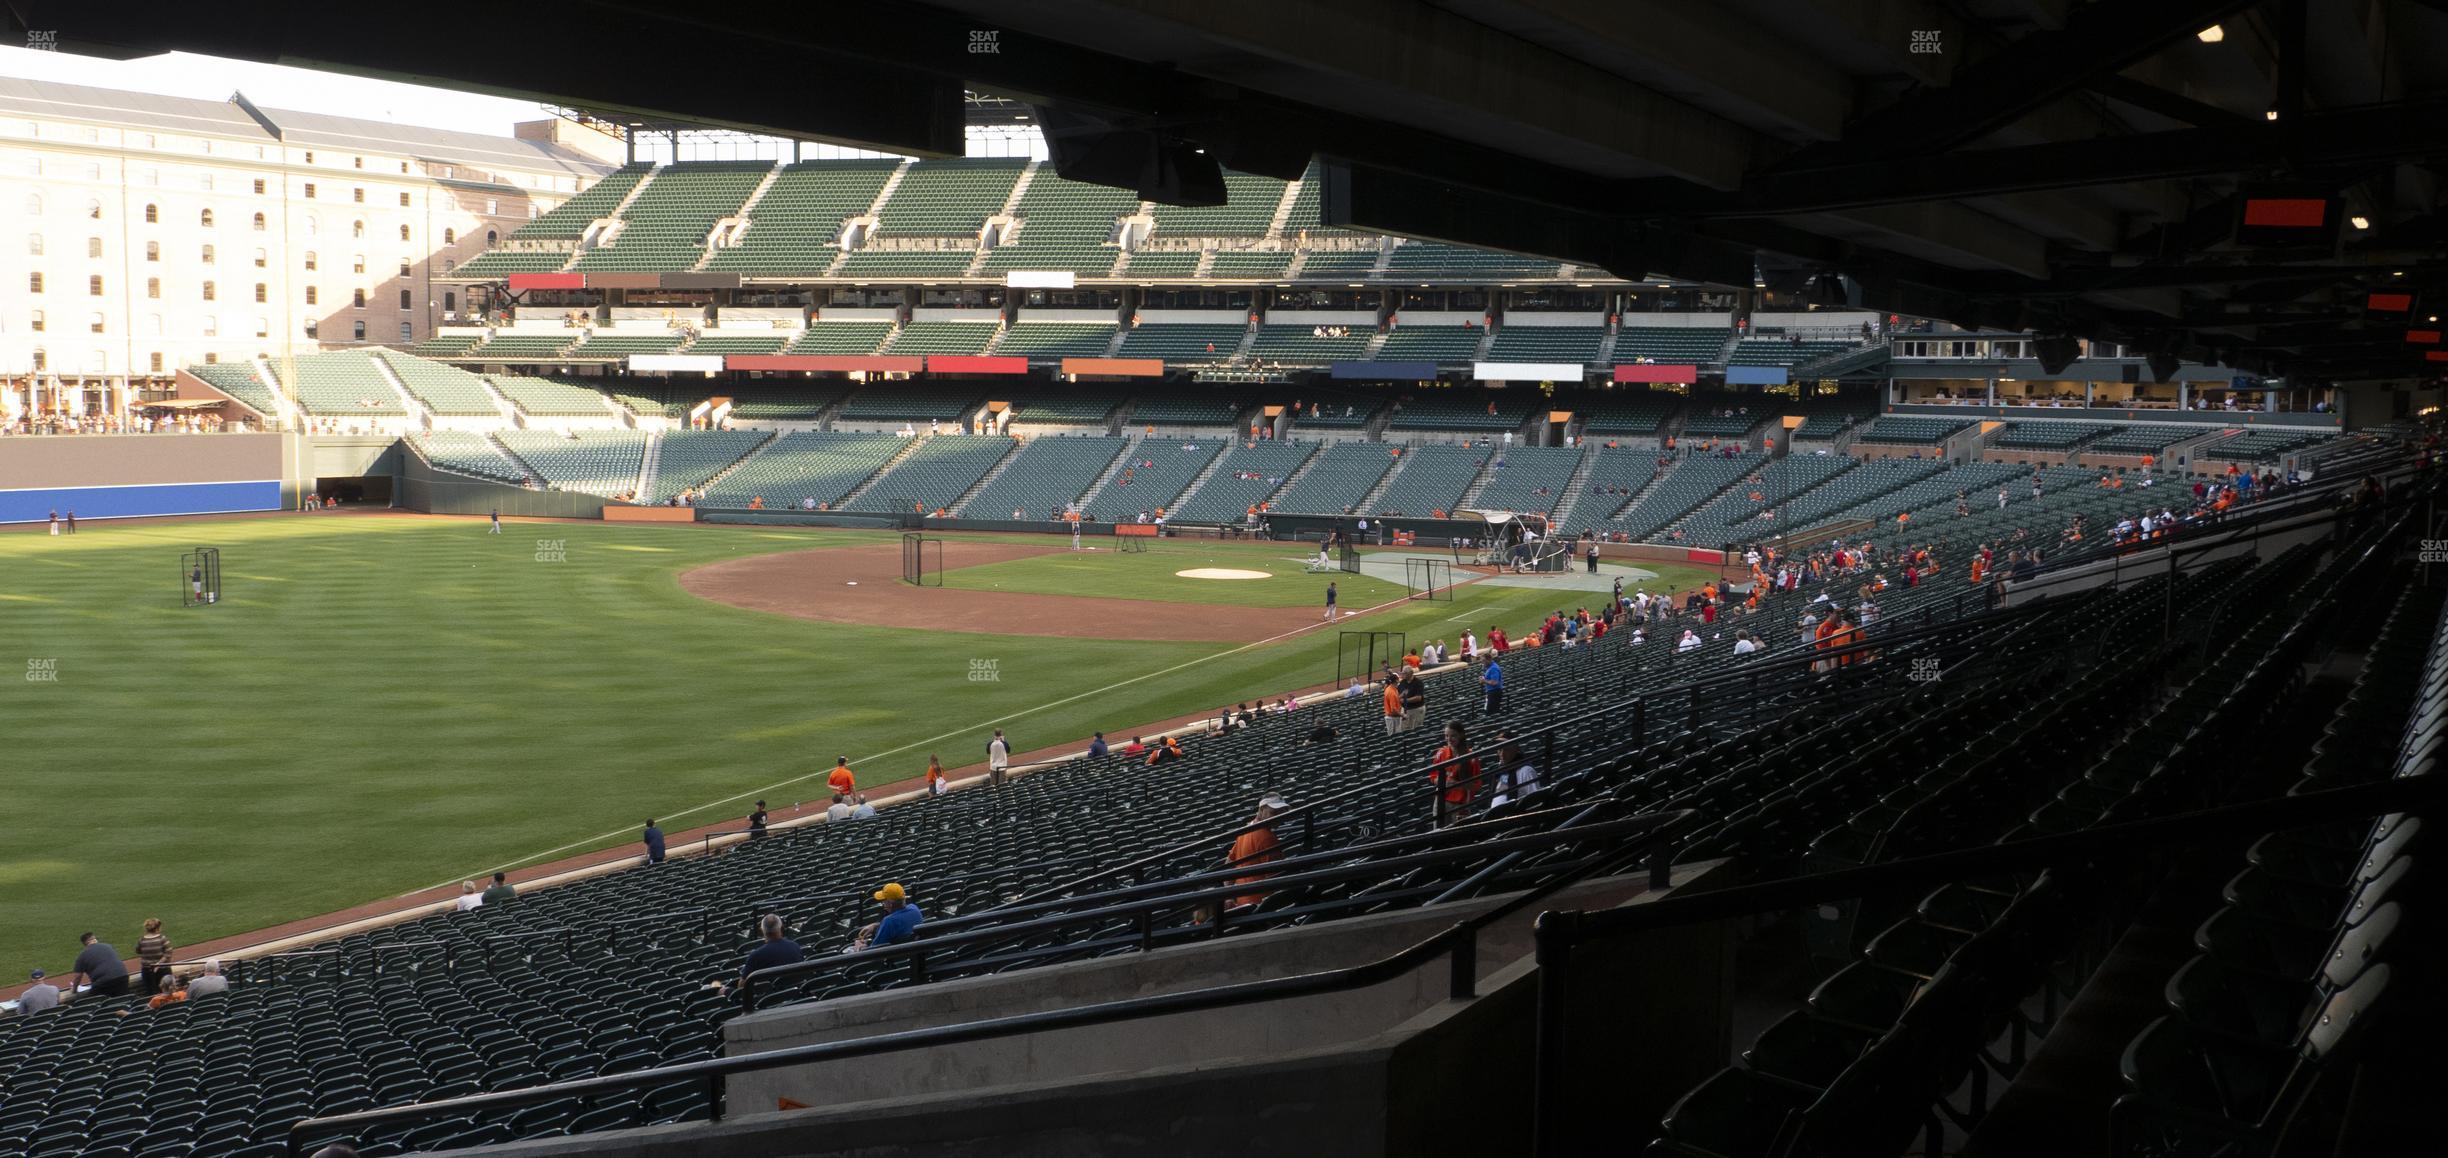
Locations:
0;433;289;523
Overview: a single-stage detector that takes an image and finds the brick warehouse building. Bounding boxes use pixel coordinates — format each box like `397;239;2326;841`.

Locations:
0;77;617;424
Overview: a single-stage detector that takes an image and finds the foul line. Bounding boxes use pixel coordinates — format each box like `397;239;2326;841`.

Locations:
411;585;1434;894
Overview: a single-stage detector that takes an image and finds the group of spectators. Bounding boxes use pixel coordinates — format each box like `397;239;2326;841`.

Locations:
2;412;250;435
11;923;229;1019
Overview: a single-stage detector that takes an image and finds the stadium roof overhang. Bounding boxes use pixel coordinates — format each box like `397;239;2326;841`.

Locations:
20;0;2448;384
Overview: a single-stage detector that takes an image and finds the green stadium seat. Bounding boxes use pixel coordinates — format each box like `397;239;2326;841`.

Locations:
495;430;648;497
961;436;1128;519
571;162;772;274
371;351;500;416
1116;324;1245;363
264;352;406;417
648;431;771;502
487;374;615;417
1271;442;1400;514
705;160;898;278
185;362;283;417
1368;444;1481;517
1486;325;1602;363
1853;417;1972;446
511;164;652;242
883;322;998;357
845;435;1015;513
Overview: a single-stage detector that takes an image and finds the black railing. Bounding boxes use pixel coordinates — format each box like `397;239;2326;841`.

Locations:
288;808;1699;1156
743;851;1108;941
738;807;1675;999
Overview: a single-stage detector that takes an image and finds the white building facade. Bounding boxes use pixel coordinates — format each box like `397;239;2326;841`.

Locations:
0;77;616;424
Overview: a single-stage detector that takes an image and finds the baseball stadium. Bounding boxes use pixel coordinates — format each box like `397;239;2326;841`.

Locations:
2;3;2445;1157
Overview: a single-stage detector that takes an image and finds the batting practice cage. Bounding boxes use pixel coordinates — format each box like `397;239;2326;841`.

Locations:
181;547;221;607
1335;630;1408;686
901;533;944;587
1406;557;1455;600
1454;510;1562;571
1340;536;1362;574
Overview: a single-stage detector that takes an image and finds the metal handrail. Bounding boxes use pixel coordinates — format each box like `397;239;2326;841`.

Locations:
884;805;1579;946
743;852;1106;936
741;810;1684;995
288;807;1698;1155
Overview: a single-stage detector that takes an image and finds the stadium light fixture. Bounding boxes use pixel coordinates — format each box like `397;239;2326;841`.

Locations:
2350;216;2371;230
2264;109;2279;121
2196;24;2224;43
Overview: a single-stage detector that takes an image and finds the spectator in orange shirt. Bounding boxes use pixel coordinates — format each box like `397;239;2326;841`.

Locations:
827;757;856;797
1430;722;1482;826
146;975;188;1011
1224;796;1287;911
1382;677;1405;736
923;755;946;797
1402;650;1422;669
1146;735;1185;766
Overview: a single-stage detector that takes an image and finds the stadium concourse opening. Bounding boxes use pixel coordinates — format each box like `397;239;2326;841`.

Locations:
312;474;393;508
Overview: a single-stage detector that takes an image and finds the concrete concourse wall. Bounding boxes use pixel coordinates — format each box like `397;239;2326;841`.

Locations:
719;864;1719;1111
453;860;1735;1158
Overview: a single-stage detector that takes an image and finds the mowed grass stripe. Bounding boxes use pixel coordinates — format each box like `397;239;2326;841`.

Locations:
0;518;1571;970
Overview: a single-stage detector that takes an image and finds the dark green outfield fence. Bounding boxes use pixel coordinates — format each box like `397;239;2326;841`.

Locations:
396;453;609;519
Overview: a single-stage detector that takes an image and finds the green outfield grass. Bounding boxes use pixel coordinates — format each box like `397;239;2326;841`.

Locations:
0;516;1646;973
937;540;1413;607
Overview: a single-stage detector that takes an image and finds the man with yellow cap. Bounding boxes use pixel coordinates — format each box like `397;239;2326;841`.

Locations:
856;882;925;951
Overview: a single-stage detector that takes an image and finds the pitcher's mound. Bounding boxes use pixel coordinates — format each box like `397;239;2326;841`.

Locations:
1175;568;1273;580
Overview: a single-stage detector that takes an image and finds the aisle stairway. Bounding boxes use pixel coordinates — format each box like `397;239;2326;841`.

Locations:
635;434;663;500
